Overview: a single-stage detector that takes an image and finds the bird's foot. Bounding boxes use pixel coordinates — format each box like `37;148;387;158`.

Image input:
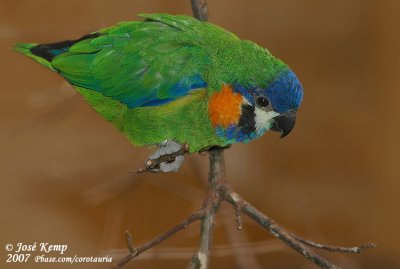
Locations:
145;140;189;173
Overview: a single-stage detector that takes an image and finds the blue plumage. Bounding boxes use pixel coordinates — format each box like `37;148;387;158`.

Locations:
234;70;303;114
265;70;303;113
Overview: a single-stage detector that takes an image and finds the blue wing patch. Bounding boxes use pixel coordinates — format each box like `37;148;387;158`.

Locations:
126;74;207;108
68;74;207;108
70;75;207;108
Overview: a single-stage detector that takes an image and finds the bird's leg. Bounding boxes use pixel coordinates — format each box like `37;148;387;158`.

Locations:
199;145;232;155
145;140;188;173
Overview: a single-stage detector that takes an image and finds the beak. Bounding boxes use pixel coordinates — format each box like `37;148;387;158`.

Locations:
271;115;296;138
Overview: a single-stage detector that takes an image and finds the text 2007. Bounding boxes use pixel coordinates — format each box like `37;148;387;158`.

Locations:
6;254;31;263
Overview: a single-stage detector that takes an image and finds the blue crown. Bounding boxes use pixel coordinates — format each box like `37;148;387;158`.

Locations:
265;69;303;113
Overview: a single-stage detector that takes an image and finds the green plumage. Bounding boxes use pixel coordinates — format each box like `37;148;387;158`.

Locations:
14;14;287;152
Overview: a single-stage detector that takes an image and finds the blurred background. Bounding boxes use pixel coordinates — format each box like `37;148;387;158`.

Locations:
1;0;399;268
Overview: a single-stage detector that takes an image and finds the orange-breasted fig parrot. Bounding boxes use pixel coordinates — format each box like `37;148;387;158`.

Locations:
14;14;303;172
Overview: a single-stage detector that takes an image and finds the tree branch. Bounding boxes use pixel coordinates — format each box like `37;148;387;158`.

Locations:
191;0;209;21
225;191;339;269
112;211;204;269
179;3;257;264
288;233;377;254
112;147;375;269
186;148;224;269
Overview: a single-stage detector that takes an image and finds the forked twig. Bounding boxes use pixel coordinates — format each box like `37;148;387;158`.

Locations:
113;211;204;269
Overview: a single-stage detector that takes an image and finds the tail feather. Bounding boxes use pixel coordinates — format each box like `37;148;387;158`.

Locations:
13;32;100;72
13;43;56;71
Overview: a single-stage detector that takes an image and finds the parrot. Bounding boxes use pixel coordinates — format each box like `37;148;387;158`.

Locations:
14;13;303;172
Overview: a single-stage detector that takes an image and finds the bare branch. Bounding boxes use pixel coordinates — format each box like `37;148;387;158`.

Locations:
112;211;203;269
187;149;225;269
289;234;377;254
225;191;341;269
220;207;262;269
186;202;218;269
191;0;209;21
233;202;243;230
124;231;136;254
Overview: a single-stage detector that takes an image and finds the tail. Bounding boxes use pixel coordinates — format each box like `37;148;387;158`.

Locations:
13;43;56;71
13;33;100;72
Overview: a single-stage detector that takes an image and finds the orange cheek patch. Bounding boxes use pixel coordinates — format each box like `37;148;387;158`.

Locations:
208;84;243;128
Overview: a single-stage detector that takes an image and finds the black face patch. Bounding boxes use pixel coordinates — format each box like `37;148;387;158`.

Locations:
238;104;256;134
30;32;101;62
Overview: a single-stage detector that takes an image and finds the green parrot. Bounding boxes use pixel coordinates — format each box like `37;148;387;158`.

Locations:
14;14;303;171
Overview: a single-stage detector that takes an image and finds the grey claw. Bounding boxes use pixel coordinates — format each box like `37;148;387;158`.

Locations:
147;140;186;173
159;155;184;173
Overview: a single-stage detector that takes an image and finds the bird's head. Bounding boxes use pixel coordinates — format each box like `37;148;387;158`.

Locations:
208;69;303;143
233;68;303;138
254;68;303;138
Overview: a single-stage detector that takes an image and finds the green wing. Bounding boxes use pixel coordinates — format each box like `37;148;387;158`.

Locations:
53;14;212;108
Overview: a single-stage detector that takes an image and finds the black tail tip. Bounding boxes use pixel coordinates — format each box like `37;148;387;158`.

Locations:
30;32;100;61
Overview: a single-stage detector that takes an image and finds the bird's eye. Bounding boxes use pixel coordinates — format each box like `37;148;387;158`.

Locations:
256;96;269;108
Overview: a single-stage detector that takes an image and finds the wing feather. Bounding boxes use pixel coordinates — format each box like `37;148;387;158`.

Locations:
51;14;210;108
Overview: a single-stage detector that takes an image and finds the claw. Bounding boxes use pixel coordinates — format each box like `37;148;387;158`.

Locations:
158;140;169;148
146;140;187;173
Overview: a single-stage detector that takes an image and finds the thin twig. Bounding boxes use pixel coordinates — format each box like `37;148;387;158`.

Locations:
220;207;263;269
225;191;340;269
124;231;135;254
191;0;209;21
289;233;377;253
112;211;204;269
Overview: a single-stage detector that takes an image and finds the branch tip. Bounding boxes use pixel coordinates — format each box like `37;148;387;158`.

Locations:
358;242;377;252
191;0;209;21
289;232;377;254
234;205;243;230
124;230;136;254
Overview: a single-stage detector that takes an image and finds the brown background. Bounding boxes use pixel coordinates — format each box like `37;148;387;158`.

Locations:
1;0;399;268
